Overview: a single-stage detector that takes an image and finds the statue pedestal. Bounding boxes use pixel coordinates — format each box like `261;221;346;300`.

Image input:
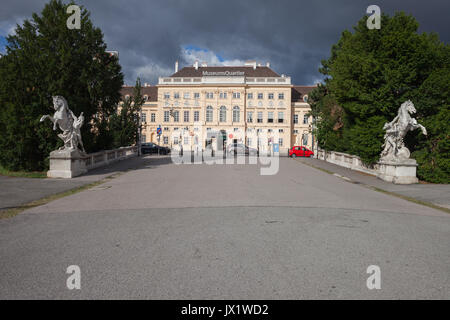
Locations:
47;149;87;178
377;159;419;184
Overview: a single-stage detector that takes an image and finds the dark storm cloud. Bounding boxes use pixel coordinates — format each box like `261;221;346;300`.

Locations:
1;0;449;85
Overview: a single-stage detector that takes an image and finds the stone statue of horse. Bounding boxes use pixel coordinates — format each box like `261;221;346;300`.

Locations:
40;96;85;152
380;100;427;162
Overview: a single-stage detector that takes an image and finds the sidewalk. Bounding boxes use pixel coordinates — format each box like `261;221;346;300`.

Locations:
296;157;450;210
0;155;171;211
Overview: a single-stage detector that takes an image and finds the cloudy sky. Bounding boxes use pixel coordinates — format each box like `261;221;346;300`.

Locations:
1;0;449;85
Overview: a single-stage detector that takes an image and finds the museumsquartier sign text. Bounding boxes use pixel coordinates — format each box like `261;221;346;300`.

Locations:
202;71;245;76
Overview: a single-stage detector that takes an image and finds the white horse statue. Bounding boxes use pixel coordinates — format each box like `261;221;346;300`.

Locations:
380;100;427;162
40;96;86;153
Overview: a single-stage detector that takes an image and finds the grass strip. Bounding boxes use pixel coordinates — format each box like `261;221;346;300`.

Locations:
0;165;46;179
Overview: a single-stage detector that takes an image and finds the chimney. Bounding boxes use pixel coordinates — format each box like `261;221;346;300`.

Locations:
175;60;179;73
201;61;207;67
266;62;270;68
194;60;199;70
245;60;257;70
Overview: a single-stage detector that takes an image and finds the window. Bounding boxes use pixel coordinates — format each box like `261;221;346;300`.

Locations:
247;138;252;146
194;111;200;122
268;93;274;99
165;101;169;107
303;115;309;124
248;100;253;107
184;137;189;145
184;100;189;106
232;106;240;122
164;111;170;122
141;112;146;123
194;92;200;99
174;101;179;107
293;114;298;124
173;137;179;145
267;112;274;123
163;136;168;144
247;111;253;123
173;111;179;122
141;135;146;143
206;92;214;99
174;92;180;99
258;93;263;99
279;129;284;133
303;95;309;102
151;113;156;122
164;92;170;99
278;112;284;123
293;129;299;134
233;92;240;99
279;138;283;146
184;92;190;99
206;106;213;122
257;112;263;123
219;92;227;99
268;101;274;108
278;93;284;100
258;101;263;107
268;129;273;133
247;93;253;99
184;110;189;122
219;106;226;122
164;127;169;131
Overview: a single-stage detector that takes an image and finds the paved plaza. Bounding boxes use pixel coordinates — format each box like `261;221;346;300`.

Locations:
0;156;449;299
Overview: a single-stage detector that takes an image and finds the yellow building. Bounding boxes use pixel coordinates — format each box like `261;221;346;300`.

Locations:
121;61;315;154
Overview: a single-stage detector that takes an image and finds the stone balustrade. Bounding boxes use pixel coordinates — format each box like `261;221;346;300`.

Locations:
316;148;419;184
47;146;138;178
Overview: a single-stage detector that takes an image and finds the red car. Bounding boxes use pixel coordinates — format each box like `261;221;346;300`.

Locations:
289;146;314;158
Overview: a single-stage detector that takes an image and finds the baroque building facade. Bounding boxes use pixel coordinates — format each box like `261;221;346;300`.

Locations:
120;61;315;154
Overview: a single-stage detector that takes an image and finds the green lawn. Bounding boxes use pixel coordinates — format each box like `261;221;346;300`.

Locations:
0;165;47;178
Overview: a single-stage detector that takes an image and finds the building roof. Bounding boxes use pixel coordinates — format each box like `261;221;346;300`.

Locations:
171;66;280;78
291;85;316;102
120;86;158;102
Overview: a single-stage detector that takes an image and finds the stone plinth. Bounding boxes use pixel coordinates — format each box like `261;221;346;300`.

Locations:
47;149;87;178
377;159;419;184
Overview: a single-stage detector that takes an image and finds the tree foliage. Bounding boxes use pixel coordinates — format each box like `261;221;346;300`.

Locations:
0;0;124;171
311;12;449;182
109;78;145;149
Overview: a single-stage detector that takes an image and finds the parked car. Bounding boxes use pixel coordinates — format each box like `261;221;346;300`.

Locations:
227;143;259;156
141;143;170;155
289;146;314;158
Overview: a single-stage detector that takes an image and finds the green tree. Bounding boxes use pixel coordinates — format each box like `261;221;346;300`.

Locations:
0;0;123;171
312;12;449;182
109;78;145;149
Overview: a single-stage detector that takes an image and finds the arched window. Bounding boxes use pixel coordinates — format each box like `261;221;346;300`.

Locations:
219;106;227;122
233;106;240;122
206;106;213;122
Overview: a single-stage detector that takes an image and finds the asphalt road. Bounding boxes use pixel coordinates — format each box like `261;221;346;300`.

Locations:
0;156;449;299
